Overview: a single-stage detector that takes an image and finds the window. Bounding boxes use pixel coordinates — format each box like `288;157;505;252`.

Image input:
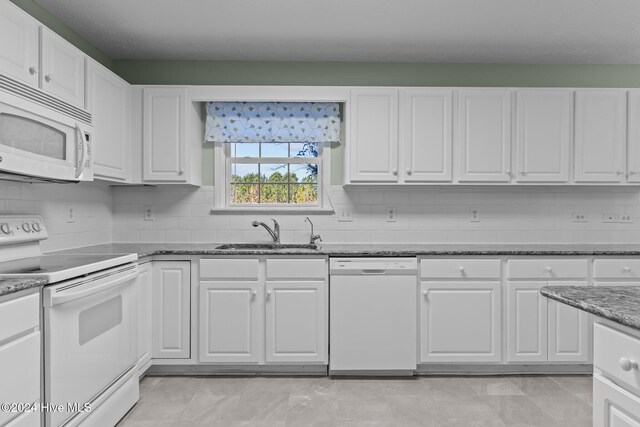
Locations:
208;101;339;211
227;141;320;206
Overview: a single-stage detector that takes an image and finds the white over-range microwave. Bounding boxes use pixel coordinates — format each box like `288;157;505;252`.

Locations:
0;90;93;183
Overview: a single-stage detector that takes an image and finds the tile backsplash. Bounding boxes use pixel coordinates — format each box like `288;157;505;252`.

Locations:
112;185;640;244
2;181;638;250
0;182;113;252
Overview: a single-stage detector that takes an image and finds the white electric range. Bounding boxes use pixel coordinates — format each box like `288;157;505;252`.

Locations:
0;215;140;427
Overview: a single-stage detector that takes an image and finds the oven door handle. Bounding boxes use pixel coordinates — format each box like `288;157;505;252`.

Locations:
50;270;138;306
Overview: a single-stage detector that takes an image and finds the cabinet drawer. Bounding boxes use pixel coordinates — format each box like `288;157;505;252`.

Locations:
594;323;640;394
0;332;40;426
200;258;259;280
594;259;640;279
507;259;588;279
420;259;501;279
266;258;326;280
0;293;39;343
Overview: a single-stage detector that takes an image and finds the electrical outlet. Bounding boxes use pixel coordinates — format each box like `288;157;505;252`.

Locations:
572;212;588;222
621;214;634;223
603;213;620;223
337;208;353;222
386;207;397;222
470;208;480;222
144;206;154;221
66;205;75;223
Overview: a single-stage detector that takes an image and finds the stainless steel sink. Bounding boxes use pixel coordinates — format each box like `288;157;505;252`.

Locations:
215;243;318;250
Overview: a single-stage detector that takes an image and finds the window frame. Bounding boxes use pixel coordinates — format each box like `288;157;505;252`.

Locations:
213;140;331;212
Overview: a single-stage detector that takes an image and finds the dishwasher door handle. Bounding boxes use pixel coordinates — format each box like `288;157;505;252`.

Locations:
361;269;387;275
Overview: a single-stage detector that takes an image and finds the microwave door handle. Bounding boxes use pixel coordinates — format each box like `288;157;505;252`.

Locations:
49;270;138;306
74;123;87;179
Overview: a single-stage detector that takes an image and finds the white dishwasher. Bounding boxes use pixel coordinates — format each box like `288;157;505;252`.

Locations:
329;257;417;375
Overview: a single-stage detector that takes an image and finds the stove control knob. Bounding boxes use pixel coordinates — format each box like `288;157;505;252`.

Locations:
32;222;41;232
0;223;10;234
22;223;31;232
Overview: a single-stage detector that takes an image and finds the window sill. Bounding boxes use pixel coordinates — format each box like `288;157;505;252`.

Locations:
210;207;335;215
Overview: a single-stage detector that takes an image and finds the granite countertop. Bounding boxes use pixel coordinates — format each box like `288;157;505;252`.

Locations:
541;286;640;331
51;242;640;259
0;277;48;298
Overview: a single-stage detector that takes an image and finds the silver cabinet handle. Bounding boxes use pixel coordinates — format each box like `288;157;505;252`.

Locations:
623;267;631;272
545;266;553;272
29;66;38;75
458;266;465;272
178;169;185;175
44;74;54;82
392;170;398;176
251;289;257;298
406;170;412;175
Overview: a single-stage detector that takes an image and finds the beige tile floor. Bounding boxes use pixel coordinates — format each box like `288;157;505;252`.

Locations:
117;374;593;427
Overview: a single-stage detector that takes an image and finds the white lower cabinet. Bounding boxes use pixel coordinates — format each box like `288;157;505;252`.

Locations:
151;261;191;359
548;291;590;362
594;375;640;427
0;292;40;427
136;262;152;375
420;281;502;363
265;281;326;363
199;281;260;363
507;281;548;362
593;321;640;426
198;257;328;365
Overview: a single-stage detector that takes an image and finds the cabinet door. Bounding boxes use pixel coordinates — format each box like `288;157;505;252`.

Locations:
151;261;190;359
87;60;130;181
137;262;152;374
265;281;326;364
0;1;39;86
349;89;399;182
574;90;626;182
40;27;85;108
506;281;547;362
594;375;640;427
403;88;453;182
143;87;188;182
420;281;501;362
628;91;640;183
199;281;260;363
548;281;590;362
515;90;571;182
457;89;512;182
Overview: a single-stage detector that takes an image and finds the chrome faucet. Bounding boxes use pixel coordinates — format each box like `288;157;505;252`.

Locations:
305;217;322;245
252;219;280;244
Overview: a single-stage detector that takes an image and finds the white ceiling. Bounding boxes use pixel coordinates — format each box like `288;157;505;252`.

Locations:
34;0;640;63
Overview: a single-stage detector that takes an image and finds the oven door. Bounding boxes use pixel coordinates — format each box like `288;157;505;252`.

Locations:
43;265;138;427
0;94;92;182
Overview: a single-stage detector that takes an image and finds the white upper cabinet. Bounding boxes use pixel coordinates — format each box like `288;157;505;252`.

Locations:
40;27;85;108
143;87;189;182
349;88;399;182
0;1;39;86
628;91;640;183
574;90;626;183
87;59;130;182
457;89;512;182
515;90;571;183
402;88;453;182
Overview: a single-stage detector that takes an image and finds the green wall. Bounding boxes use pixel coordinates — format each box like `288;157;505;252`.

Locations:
10;0;113;69
113;61;640;88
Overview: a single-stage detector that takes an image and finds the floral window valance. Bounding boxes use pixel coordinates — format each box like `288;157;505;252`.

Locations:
205;102;341;143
